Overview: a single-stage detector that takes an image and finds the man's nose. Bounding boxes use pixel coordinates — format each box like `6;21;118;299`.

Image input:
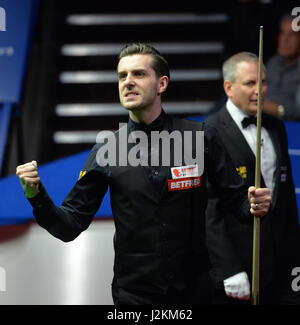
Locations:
124;73;135;86
254;84;266;97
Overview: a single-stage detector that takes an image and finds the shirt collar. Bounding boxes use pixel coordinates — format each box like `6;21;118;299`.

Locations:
226;99;253;129
128;109;168;134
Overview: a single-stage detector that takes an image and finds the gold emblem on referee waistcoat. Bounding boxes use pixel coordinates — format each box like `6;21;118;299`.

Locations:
236;166;247;179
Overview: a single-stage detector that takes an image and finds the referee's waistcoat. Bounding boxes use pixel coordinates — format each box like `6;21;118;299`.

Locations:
109;117;207;294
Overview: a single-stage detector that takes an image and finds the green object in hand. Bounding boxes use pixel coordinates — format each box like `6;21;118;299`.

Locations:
20;178;38;198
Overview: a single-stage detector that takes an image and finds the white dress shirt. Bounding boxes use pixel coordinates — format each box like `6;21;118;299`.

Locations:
226;99;277;197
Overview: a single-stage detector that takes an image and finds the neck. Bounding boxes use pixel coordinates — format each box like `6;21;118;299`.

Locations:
284;56;297;67
129;104;162;125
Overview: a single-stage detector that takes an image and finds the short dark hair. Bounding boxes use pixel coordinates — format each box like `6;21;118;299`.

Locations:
118;43;170;79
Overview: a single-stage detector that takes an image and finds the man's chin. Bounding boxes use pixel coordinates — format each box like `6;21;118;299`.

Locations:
245;106;258;116
122;104;142;112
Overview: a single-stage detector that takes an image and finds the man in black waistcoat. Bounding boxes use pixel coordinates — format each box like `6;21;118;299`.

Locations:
205;52;300;304
16;44;271;305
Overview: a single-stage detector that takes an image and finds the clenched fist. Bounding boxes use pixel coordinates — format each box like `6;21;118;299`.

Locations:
248;186;272;217
16;160;40;198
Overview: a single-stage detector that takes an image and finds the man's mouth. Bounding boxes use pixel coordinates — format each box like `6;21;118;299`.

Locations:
125;92;139;98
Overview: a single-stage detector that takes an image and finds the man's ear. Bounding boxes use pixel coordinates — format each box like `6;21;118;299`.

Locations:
157;76;169;95
223;80;233;98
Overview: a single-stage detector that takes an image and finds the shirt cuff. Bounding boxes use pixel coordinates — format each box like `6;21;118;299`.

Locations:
27;183;58;229
27;183;52;209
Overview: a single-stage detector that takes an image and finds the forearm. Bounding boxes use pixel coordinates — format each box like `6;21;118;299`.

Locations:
206;198;244;281
263;99;281;117
264;98;300;120
28;183;86;241
18;145;108;241
205;130;252;223
219;184;253;223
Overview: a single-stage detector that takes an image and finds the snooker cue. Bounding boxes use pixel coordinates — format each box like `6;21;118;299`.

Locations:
251;25;264;306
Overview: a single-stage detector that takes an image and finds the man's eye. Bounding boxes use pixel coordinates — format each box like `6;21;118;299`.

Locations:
135;71;144;76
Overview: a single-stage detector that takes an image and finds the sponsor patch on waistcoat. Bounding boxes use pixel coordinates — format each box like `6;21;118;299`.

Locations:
171;164;199;179
168;176;201;191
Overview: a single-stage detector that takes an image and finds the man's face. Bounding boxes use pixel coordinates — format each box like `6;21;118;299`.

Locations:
117;54;167;112
224;61;267;116
277;19;300;60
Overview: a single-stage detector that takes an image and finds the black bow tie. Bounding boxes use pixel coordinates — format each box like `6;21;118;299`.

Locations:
242;116;257;128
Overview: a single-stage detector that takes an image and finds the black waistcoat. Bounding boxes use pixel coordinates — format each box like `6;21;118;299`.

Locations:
108;116;208;293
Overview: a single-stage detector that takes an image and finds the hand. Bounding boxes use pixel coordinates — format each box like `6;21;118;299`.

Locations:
16;160;40;198
263;99;280;117
248;186;271;217
223;272;250;300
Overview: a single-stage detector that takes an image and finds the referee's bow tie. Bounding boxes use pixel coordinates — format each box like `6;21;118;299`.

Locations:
241;116;257;128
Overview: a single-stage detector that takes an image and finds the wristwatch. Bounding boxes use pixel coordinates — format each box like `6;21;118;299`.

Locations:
277;105;285;117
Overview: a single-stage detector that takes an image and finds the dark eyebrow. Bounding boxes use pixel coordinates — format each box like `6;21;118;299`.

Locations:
118;68;147;76
132;68;147;74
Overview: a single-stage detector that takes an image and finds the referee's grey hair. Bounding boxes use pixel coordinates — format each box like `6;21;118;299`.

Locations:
222;52;266;83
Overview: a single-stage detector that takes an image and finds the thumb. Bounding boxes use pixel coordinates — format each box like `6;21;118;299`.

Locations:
31;160;38;168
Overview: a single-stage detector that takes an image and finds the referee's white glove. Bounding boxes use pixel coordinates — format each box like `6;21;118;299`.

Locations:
223;271;250;300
